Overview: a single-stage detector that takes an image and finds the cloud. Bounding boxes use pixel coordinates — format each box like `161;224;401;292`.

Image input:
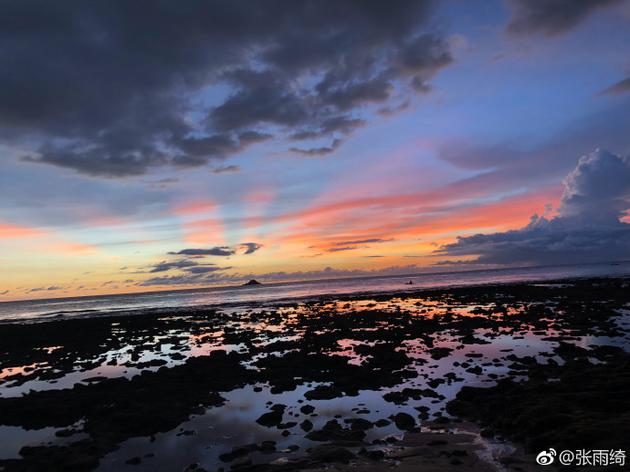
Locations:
211;165;241;174
333;238;392;246
290;139;343;157
599;76;630;96
506;0;622;37
435;99;630;193
28;285;63;293
242;265;429;282
144;178;179;189
169;247;235;257
437;149;630;265
184;265;227;274
560;148;630;222
290;116;365;141
1;0;451;177
323;238;392;252
169;242;262;257
139;273;224;286
144;258;228;279
327;246;364;252
149;259;200;273
240;242;262;255
137;260;442;288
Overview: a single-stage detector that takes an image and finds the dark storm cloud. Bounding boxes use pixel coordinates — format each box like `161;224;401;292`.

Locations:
506;0;622;37
395;34;453;90
0;0;451;177
599;76;630;96
318;75;394;111
437;150;630;265
210;69;310;131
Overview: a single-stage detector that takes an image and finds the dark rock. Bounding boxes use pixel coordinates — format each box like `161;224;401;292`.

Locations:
304;385;343;400
391;412;416;430
300;405;315;414
242;280;262;286
307;444;355;464
305;420;366;442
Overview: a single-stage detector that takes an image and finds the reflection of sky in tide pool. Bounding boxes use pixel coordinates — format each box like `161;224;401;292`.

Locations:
1;294;630;470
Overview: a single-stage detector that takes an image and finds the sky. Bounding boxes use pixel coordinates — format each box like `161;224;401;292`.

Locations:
1;0;630;301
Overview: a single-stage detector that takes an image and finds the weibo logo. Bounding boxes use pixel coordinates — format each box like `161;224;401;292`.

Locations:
536;449;557;466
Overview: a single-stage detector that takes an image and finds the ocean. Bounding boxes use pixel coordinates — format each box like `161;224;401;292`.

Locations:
1;261;629;323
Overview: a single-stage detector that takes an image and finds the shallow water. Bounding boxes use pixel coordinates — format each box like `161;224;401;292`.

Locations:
2;261;629;322
2;279;629;471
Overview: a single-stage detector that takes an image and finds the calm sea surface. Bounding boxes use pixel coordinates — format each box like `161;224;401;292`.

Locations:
2;262;629;323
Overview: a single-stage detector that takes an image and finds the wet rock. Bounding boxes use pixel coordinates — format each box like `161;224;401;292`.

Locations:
277;421;297;429
219;444;258;462
427;439;448;446
305;420;366;442
366;449;385;461
428;347;453;360
54;428;80;438
259;441;276;454
256;404;285;427
304;385;343;400
465;366;482;375
383;387;443;404
125;456;142;465
299;404;315;414
391;412;416;430
343;418;373;430
307;444;355;464
446;351;630;452
184;463;208;472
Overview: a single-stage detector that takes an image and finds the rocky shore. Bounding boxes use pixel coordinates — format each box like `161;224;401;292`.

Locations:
0;277;629;471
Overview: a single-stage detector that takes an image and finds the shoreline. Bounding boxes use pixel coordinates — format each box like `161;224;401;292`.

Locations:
1;276;629;471
3;272;630;325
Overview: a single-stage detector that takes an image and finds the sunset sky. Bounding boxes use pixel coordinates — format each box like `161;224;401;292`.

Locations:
1;0;630;301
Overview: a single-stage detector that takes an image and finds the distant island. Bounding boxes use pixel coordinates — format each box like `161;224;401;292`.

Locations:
242;279;262;286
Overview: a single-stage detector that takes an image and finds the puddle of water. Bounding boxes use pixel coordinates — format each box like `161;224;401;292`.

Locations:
1;289;629;469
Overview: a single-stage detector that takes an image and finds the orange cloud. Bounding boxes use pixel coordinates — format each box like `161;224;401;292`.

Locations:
174;199;218;216
0;222;45;239
172;199;226;245
0;220;99;256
